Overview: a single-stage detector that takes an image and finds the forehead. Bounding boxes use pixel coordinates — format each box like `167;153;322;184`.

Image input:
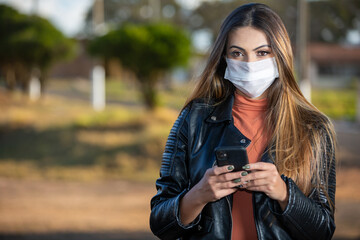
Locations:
227;26;270;48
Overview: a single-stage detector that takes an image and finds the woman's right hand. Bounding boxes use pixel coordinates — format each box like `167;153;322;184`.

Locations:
194;165;240;204
179;165;240;225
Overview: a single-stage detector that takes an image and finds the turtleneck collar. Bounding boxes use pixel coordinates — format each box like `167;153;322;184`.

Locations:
233;91;268;111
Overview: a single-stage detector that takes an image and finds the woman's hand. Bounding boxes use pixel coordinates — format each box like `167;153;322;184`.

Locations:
194;165;241;204
179;165;240;225
239;162;289;210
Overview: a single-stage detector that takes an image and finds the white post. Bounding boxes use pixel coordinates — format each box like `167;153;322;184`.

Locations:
91;65;105;111
29;76;41;101
91;0;106;111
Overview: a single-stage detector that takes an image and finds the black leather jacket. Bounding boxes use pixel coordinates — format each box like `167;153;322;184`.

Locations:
150;94;336;240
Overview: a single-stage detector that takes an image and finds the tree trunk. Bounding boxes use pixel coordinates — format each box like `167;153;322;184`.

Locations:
39;71;47;95
138;76;157;110
5;67;16;91
15;63;31;93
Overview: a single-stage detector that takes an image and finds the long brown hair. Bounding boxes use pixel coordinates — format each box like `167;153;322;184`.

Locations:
185;3;336;205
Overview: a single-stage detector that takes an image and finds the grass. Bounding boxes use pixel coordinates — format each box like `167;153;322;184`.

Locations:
0;79;357;182
0;83;181;182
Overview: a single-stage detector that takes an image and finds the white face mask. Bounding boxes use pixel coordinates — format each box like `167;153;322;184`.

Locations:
224;57;279;98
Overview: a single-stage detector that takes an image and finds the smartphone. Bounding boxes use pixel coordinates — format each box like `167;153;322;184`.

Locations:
215;146;249;172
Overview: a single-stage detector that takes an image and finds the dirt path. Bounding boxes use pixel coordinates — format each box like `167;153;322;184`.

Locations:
0;179;158;240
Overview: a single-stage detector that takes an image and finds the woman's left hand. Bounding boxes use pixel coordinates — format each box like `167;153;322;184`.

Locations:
239;162;289;209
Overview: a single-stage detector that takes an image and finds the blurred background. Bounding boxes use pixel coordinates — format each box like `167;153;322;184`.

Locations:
0;0;359;239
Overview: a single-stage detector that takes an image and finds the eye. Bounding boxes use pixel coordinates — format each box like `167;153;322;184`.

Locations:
230;51;244;58
257;51;270;56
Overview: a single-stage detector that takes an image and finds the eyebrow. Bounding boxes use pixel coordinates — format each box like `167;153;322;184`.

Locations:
229;44;271;51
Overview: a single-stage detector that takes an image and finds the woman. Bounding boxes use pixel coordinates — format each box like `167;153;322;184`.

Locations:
150;3;336;240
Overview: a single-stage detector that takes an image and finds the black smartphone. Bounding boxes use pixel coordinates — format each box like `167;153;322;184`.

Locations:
215;146;249;172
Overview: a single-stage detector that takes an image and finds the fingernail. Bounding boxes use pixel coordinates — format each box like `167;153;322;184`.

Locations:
228;165;234;171
242;164;250;170
241;171;248;176
233;178;241;183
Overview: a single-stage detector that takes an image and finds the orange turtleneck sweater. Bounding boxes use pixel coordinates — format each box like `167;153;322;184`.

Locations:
231;92;269;240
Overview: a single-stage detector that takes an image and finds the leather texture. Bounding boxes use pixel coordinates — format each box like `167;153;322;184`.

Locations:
150;94;336;240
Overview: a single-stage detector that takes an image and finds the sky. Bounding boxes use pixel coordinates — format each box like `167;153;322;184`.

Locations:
0;0;202;37
0;0;95;36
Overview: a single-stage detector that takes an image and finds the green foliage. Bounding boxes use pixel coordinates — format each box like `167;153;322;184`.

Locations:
0;5;27;63
89;23;191;109
0;4;74;91
16;16;74;69
90;23;191;76
312;88;356;121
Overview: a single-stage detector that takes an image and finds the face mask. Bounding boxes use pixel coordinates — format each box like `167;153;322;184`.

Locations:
224;57;279;98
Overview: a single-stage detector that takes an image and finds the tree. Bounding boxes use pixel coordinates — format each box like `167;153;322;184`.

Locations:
191;0;360;44
89;23;191;109
0;4;28;90
0;4;74;93
83;0;187;36
309;0;360;43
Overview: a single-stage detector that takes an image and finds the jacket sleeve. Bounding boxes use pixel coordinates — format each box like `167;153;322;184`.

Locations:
269;130;336;240
150;104;201;240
